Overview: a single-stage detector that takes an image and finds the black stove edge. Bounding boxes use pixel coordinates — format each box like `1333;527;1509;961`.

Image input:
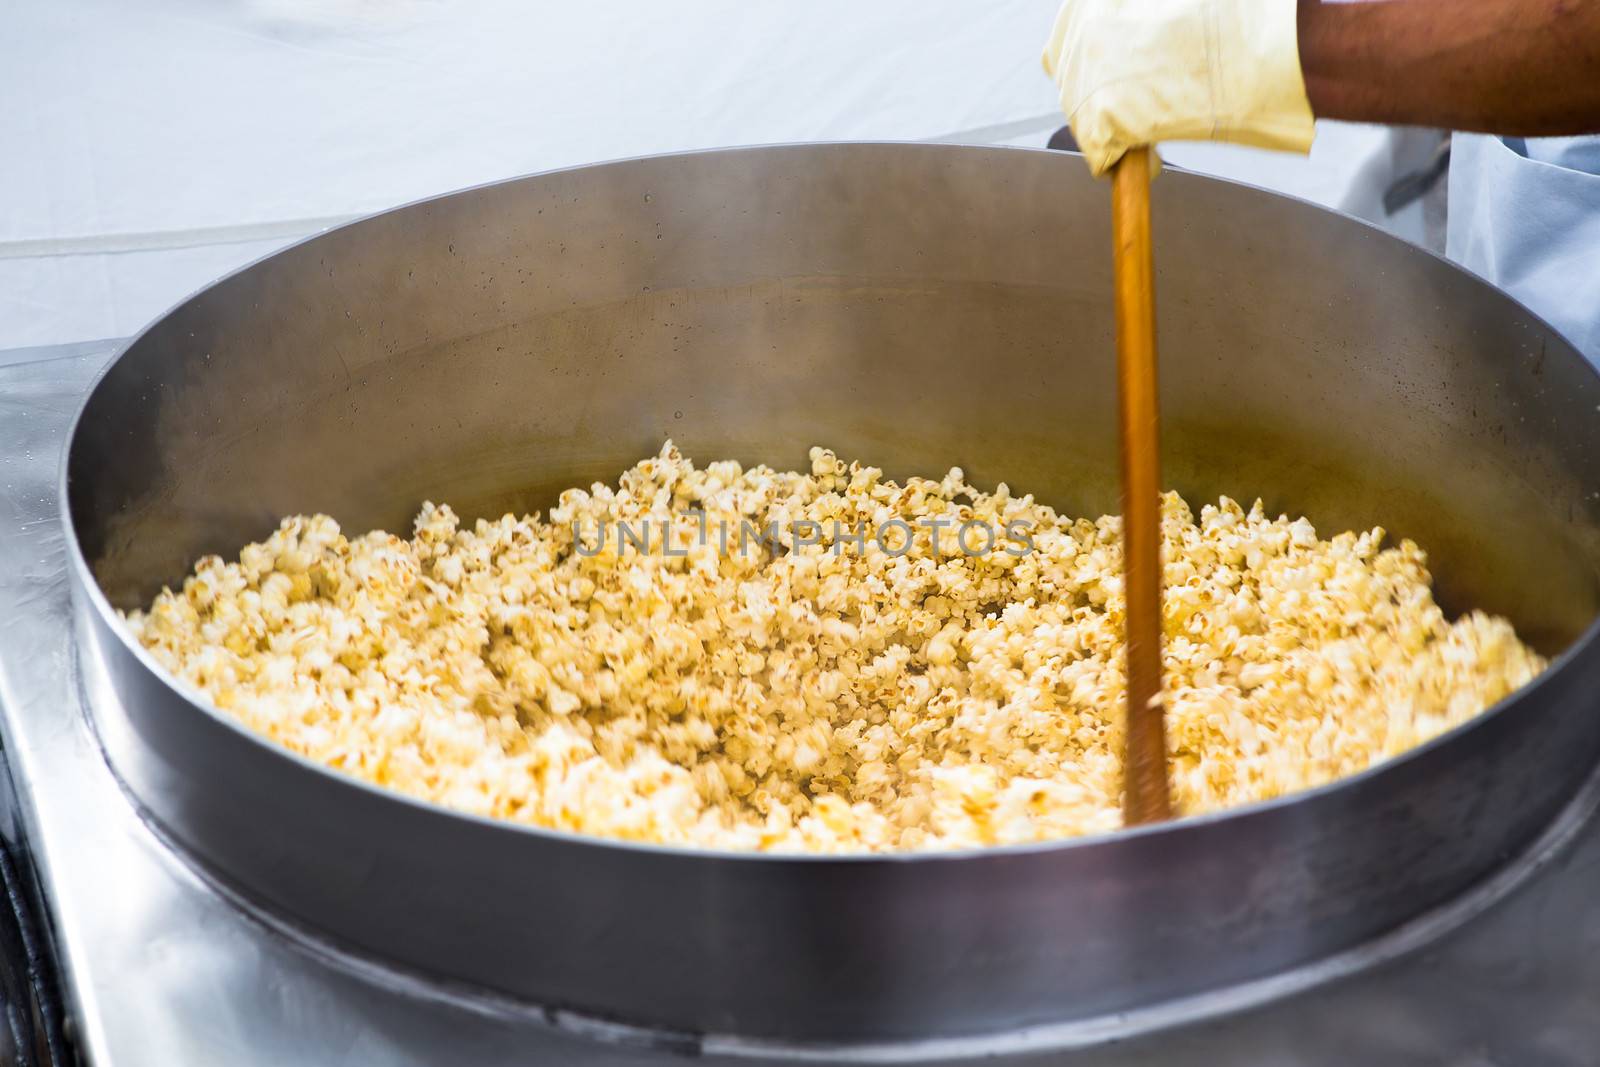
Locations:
0;743;80;1067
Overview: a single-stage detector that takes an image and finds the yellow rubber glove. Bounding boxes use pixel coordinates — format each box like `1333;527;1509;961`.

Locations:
1042;0;1316;176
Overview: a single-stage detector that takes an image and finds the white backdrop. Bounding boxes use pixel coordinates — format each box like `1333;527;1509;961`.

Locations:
2;0;1417;350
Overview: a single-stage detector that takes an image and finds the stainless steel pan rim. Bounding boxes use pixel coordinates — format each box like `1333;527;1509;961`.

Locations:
59;142;1600;1041
55;143;1600;865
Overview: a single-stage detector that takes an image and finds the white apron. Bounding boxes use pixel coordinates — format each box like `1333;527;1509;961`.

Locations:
1447;134;1600;362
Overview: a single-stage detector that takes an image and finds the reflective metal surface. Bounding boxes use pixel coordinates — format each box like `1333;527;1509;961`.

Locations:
5;340;1600;1063
58;144;1600;1043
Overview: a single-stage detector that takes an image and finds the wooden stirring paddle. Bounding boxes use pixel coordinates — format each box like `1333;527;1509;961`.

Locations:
1110;146;1173;825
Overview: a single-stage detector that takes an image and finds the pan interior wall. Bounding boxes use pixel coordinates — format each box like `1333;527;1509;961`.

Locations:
67;147;1600;657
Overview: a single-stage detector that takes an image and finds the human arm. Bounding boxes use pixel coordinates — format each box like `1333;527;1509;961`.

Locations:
1299;0;1600;136
1044;0;1600;176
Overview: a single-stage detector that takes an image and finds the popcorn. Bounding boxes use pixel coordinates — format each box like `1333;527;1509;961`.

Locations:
124;442;1545;853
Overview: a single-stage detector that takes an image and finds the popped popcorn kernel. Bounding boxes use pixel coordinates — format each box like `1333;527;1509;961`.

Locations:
122;443;1545;853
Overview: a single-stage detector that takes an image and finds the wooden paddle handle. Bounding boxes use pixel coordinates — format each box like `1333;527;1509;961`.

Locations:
1111;147;1173;826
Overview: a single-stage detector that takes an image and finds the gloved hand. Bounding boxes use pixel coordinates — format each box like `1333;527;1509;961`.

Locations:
1042;0;1316;176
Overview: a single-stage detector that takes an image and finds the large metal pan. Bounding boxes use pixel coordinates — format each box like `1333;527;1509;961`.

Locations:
61;144;1600;1046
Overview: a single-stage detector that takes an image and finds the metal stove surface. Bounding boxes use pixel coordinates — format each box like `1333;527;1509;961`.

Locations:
5;339;1600;1067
